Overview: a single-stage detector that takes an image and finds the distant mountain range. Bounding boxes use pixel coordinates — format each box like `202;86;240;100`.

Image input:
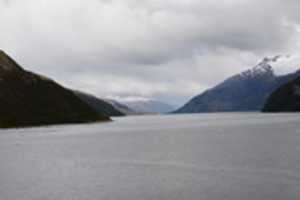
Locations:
74;91;126;117
2;48;299;129
121;99;175;114
103;99;139;115
0;50;109;128
74;91;143;116
263;77;300;112
174;57;300;113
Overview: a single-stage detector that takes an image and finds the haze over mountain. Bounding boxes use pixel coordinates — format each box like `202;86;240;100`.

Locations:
74;91;143;116
0;50;109;128
175;57;300;113
263;76;300;112
104;99;139;115
121;98;175;114
74;91;126;117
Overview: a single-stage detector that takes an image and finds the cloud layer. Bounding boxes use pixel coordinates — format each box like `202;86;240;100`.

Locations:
1;0;300;105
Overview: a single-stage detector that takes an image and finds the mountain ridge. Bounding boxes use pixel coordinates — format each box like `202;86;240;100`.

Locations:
263;76;300;112
74;91;126;117
0;50;109;128
174;57;300;113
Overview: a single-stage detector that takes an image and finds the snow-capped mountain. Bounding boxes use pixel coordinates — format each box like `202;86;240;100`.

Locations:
174;57;300;113
241;58;274;78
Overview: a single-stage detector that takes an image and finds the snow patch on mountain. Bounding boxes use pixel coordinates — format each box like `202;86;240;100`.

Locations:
241;55;300;78
266;55;300;75
238;57;274;79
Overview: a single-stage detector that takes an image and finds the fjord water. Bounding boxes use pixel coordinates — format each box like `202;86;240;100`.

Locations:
1;113;300;200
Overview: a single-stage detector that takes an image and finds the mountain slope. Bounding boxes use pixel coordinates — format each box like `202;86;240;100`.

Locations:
0;50;109;128
74;91;125;117
263;76;300;112
122;99;175;114
175;58;300;113
104;99;139;115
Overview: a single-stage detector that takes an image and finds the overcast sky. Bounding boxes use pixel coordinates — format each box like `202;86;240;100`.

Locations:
1;0;300;106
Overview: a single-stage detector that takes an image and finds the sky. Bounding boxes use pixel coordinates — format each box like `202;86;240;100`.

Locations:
1;0;300;106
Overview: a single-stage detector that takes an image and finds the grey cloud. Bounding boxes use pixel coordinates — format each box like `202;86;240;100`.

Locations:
1;0;300;105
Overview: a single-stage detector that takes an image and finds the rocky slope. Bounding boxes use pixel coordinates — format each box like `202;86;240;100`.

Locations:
0;50;109;128
262;77;300;112
174;58;300;113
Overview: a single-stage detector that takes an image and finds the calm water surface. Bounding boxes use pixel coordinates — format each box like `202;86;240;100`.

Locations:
1;113;300;200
